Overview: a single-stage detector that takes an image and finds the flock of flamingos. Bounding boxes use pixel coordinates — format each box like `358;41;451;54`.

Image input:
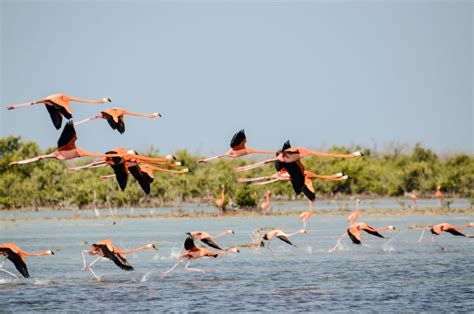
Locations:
1;93;473;280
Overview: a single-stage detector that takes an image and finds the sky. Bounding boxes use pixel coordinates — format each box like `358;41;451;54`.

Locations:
1;0;472;156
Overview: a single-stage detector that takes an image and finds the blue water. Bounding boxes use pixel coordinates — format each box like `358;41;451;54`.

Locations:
1;214;473;311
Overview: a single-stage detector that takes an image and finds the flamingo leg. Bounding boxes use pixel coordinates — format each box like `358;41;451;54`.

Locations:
6;101;40;110
329;233;347;253
74;115;100;126
417;229;426;243
9;154;53;165
234;158;275;173
80;250;89;270
0;267;19;279
303;220;308;232
198;154;227;163
255;178;281;185
184;262;205;274
163;259;184;276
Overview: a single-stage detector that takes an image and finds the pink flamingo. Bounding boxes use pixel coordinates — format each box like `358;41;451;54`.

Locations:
329;222;395;252
260;229;306;248
187;230;235;250
9;122;125;166
299;201;314;231
347;199;361;225
198;129;274;163
163;236;239;276
81;239;158;280
75;108;161;134
0;243;54;279
235;140;362;173
417;222;474;250
215;185;226;213
260;191;271;211
6;93;110;129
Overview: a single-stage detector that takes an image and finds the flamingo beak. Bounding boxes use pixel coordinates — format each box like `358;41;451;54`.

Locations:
152;244;159;250
50;251;55;255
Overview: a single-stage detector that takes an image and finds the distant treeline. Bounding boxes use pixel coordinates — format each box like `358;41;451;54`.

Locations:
0;136;473;210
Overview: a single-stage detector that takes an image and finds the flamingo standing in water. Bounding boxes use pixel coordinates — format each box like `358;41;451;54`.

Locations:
187;230;235;250
235;140;362;173
0;243;54;279
215;185;226;213
81;239;158;280
75;108;161;134
9;121;125;166
299;201;314;232
417;222;474;250
6;93;111;129
260;191;271;211
163;236;239;276
329;222;395;252
198;129;274;163
347;199;361;225
435;186;443;199
260;229;306;248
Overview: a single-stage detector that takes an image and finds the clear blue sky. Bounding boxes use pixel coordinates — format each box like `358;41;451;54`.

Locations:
1;0;472;156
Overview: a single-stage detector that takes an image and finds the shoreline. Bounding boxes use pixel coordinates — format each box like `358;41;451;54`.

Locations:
1;207;473;223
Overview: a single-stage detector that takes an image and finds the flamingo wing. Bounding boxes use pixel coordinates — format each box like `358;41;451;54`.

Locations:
117;116;125;134
230;129;246;150
362;226;385;238
0;248;29;278
200;237;224;250
110;164;128;191
45;105;63;129
347;228;361;244
95;244;134;271
184;236;196;251
102;112;125;134
444;228;467;237
302;175;316;202
57;121;77;150
128;165;151;194
276;235;295;246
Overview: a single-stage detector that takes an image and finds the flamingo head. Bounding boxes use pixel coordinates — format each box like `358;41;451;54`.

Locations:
299;229;306;234
469;222;474;227
147;243;159;250
335;172;344;177
226;230;235;235
173;161;182;166
387;226;396;230
46;250;55;255
226;248;239;254
352;151;363;157
266;190;271;195
182;168;190;173
153;112;161;118
341;175;350;180
262;234;269;240
356;198;360;204
102;97;112;103
127;150;139;155
166;155;176;160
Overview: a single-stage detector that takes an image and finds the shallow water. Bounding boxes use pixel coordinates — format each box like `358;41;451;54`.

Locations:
1;213;474;311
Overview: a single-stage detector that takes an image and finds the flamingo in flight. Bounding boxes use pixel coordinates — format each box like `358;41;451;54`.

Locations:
75;108;161;134
417;222;474;250
198;129;274;163
347;199;361;225
163;235;239;276
235;140;362;173
260;229;306;248
237;169;347;186
329;222;395;252
81;239;158;280
6;93;111;129
0;243;54;279
187;230;235;250
260;191;271;211
9;121;125;166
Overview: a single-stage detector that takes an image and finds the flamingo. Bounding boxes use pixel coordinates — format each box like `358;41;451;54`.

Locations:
235;140;362;173
299;201;314;232
260;229;306;248
347;199;361;225
0;243;54;279
260;191;271;211
215;185;226;213
6;93;110;129
238;169;347;185
163;236;239;276
8;121;127;166
409;192;418;208
187;230;235;250
75;108;161;134
101;164;189;181
81;239;158;280
329;222;396;252
197;129;274;163
418;223;474;250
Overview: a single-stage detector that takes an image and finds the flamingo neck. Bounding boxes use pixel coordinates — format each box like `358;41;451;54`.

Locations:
115;244;151;254
245;148;275;155
211;231;231;239
22;251;49;257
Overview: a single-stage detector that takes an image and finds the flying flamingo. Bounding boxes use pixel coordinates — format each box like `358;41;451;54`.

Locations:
215;185;226;213
299;201;314;232
81;239;158;280
260;191;271;211
235;140;363;173
187;230;235;250
75;108;161;134
6;93;111;129
238;170;347;186
417;222;474;250
329;222;395;252
198;129;274;163
347;199;361;225
0;243;54;279
9;121;125;166
260;229;306;248
163;236;239;276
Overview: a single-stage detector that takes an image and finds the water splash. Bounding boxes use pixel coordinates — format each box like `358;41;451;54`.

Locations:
32;278;51;285
132;272;150;283
305;246;313;254
0;278;17;284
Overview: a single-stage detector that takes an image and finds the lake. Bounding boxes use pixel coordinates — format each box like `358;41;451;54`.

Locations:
1;210;473;311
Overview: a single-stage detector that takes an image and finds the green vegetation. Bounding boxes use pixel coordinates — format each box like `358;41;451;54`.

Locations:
0;136;473;210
